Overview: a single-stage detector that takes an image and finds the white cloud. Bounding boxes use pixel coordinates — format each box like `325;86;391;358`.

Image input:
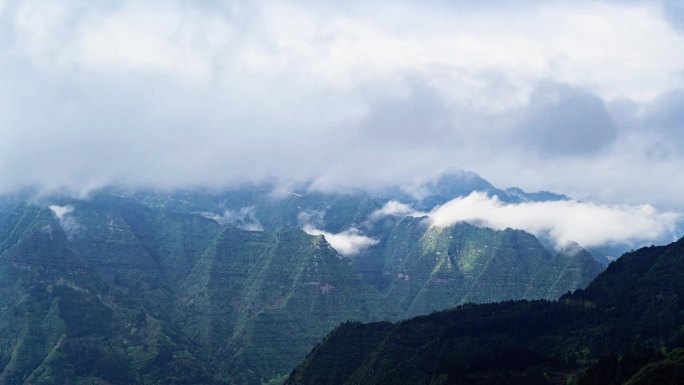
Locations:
48;204;80;237
302;225;379;256
75;3;234;81
7;1;684;106
426;192;680;248
203;206;263;231
297;209;326;228
49;204;73;220
0;1;683;211
369;200;424;221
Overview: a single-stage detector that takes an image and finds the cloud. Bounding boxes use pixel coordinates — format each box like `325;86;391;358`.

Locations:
515;82;617;155
49;204;73;220
426;192;680;248
640;89;684;143
203;207;263;231
663;1;684;32
48;204;80;237
369;201;424;221
0;1;682;213
353;83;456;148
297;209;326;228
302;225;379;256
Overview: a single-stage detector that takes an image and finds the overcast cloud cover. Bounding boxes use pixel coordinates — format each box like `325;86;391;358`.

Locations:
1;0;684;214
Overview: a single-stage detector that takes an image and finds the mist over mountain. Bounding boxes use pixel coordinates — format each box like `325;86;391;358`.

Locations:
1;1;683;384
0;172;625;384
0;0;684;211
17;169;678;257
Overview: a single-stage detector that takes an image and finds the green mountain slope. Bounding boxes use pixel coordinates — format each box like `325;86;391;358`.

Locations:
123;179;607;303
0;199;396;385
376;220;603;317
0;203;215;385
286;237;684;385
176;226;397;384
525;243;605;300
0;189;606;385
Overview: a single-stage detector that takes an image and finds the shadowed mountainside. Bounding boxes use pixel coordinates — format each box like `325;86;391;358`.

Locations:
286;236;684;385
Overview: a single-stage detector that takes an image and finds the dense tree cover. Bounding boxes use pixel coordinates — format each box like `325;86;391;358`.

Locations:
287;237;684;385
375;220;603;316
0;197;395;385
0;188;603;385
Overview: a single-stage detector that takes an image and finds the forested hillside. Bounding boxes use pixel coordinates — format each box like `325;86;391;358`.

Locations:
0;181;605;384
287;237;684;385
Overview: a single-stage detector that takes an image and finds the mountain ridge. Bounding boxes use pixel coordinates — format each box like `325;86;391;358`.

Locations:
0;176;609;384
286;235;684;385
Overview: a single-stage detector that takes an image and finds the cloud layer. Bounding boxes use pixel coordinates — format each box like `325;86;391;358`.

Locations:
203;207;263;231
373;193;680;248
0;1;683;211
302;225;378;256
48;204;80;237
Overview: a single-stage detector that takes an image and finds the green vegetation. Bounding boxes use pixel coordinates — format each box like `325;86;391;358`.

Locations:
0;196;395;384
0;190;605;384
286;237;684;385
378;220;603;316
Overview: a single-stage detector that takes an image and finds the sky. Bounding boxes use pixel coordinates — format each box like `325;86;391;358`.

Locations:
1;0;684;212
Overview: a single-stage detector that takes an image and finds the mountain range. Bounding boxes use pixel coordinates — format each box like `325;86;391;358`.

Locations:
0;172;608;384
286;236;684;385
